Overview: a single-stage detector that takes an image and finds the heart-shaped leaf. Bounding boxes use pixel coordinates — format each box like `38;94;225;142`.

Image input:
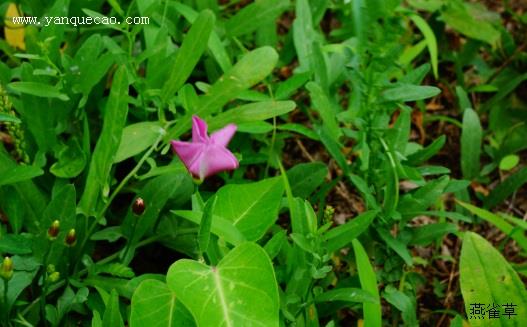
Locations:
213;177;284;241
130;280;195;327
167;242;279;326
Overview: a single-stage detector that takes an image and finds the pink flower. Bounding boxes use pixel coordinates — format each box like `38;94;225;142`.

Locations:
171;116;239;180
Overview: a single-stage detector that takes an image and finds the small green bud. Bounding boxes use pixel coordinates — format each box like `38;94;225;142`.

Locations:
0;256;14;281
47;220;60;240
47;271;60;283
192;177;204;185
64;229;77;247
47;264;55;274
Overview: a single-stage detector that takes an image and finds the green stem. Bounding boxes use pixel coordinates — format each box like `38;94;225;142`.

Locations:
3;279;7;308
39;244;52;326
22;234;163;318
74;133;164;272
121;216;138;263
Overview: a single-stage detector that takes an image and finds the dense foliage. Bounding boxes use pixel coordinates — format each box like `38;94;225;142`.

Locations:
1;0;527;326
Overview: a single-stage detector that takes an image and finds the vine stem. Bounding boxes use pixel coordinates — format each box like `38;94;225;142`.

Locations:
3;279;7;308
74;132;165;273
39;243;52;326
21;234;164;318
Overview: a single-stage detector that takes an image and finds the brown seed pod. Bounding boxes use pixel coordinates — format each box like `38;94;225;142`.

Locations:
64;229;77;247
47;220;60;240
132;197;145;216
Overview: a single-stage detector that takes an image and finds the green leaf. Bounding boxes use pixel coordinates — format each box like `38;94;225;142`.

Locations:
0;188;25;233
0;234;32;254
287;162;328;198
484;73;527;112
172;210;246;246
456;86;472;112
399;40;427;67
499;154;520;171
457;201;527;252
407;0;443;12
289;197;318;236
0;165;43;187
382;84;441;102
315;288;377;304
120;172;193;263
161;10;215;102
383;285;418;327
323;210;377;253
406;135;446;165
0;148;47;234
275;72;311;100
485;167;527;209
263;230;286;260
130;279;195;327
167;242;279;326
42;184;77;267
207;101;296;131
449;315;465;327
198;195;217;256
92;311;103;327
171;2;231;72
91;226;123;242
92;263;135;279
213;177;284;241
0;269;38;316
102;289;124;327
78;66;129;217
50;138;87;178
7;82;69;101
409;14;438;78
114;122;164;163
461;108;482;180
71;34;114;106
385;107;411;154
318;126;348;174
166;46;278;140
398;176;449;218
293;0;316;73
278;123;319;140
409;223;458;246
225;0;288;37
378;229;413;266
460;232;527;326
82;275;164;300
53;287;89;324
352;239;382;327
442;3;500;47
307;82;341;140
0;113;21;123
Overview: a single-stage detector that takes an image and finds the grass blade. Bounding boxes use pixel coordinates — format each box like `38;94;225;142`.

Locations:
352;239;382;327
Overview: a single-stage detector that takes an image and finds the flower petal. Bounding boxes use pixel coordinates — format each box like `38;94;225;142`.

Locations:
210;124;237;147
199;144;239;179
171;140;205;177
192;115;209;143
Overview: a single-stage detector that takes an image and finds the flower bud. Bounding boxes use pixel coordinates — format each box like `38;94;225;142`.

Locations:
132;197;145;216
323;205;335;224
47;220;60;240
47;264;55;274
0;256;14;281
47;271;60;283
64;229;77;247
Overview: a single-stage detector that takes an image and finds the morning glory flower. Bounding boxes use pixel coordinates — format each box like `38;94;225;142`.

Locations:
171;116;239;180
